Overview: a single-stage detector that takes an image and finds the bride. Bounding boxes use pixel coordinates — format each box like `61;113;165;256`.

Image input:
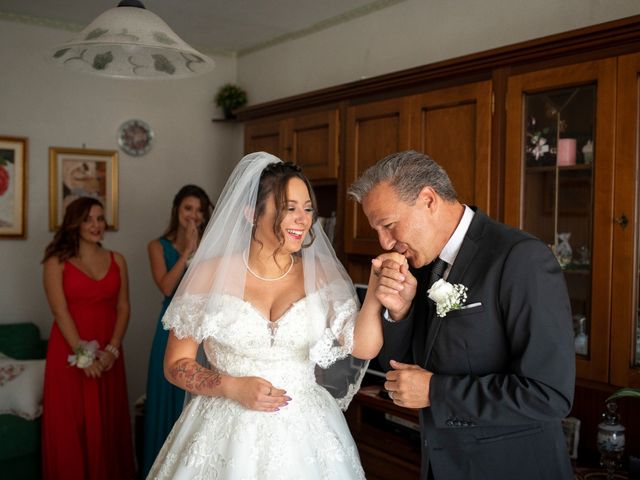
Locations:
147;152;384;479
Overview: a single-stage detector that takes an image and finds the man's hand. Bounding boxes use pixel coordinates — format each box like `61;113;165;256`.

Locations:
371;252;417;320
384;360;432;408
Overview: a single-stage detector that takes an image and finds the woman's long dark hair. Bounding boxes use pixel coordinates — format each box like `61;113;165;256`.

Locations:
43;197;104;262
163;185;213;240
253;162;318;262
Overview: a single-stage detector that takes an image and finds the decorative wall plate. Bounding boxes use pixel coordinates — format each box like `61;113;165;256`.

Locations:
118;119;154;156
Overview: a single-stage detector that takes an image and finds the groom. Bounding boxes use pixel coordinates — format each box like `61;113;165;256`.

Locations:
348;150;575;480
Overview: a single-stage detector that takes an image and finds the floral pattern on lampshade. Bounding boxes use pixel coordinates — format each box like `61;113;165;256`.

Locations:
49;4;214;79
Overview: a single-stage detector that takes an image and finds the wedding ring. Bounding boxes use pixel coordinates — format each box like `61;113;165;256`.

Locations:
388;391;394;400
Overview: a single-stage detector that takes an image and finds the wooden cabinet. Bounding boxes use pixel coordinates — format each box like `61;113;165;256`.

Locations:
288;109;340;180
239;15;640;468
244;118;283;158
504;59;617;383
245;58;640;387
344;97;411;257
409;80;493;212
244;108;340;181
505;58;619;384
504;53;640;462
611;52;640;389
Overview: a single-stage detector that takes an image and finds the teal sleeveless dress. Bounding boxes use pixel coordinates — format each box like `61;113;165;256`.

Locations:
142;237;186;477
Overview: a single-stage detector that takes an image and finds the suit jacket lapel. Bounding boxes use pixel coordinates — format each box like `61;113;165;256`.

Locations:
446;235;478;285
422;211;485;368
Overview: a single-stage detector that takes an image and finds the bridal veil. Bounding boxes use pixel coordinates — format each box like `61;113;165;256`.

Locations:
163;152;368;409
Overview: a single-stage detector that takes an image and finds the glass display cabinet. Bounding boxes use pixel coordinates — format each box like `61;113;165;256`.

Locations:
521;85;595;357
610;52;640;388
505;58;616;383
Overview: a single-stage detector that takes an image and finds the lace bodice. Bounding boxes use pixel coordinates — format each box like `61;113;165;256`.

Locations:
162;290;362;407
204;294;321;397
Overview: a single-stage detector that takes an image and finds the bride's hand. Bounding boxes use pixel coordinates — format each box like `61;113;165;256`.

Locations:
225;376;290;412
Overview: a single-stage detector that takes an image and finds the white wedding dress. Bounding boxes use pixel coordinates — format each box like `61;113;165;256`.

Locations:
147;292;366;480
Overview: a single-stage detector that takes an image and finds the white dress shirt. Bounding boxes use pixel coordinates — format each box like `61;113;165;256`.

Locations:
438;205;475;280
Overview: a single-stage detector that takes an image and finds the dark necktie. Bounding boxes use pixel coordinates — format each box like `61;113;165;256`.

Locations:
428;257;448;290
424;257;449;367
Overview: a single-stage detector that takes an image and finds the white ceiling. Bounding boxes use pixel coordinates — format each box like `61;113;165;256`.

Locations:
0;0;400;55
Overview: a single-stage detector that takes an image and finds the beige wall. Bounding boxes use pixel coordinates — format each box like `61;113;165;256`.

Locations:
237;0;640;104
0;19;243;410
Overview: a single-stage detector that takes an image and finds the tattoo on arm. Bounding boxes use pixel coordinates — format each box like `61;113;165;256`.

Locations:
169;359;222;393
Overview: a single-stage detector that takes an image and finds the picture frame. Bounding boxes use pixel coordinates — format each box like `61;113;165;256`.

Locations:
49;147;118;230
0;136;28;238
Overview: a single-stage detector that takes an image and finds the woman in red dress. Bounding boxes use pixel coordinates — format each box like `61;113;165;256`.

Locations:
41;197;135;480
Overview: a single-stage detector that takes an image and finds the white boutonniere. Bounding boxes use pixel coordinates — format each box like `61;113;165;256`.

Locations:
427;279;468;317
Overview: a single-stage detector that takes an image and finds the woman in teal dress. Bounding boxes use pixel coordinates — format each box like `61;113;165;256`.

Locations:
142;185;213;477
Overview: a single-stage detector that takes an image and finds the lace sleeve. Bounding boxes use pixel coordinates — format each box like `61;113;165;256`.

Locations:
309;296;358;368
162;293;222;343
308;286;369;411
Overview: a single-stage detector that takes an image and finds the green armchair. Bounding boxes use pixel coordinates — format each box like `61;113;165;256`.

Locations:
0;323;47;480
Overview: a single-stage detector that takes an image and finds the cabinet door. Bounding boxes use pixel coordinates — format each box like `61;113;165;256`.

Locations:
344;97;411;255
505;59;616;383
611;53;640;388
409;80;492;211
244;119;285;158
287;109;340;180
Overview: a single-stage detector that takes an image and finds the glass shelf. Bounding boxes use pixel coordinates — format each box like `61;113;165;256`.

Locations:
522;84;596;357
526;164;593;173
563;267;592;275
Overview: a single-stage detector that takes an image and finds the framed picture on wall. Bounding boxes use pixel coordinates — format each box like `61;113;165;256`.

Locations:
49;147;118;230
0;136;28;238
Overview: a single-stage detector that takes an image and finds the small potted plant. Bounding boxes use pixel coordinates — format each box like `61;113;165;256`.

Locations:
215;83;248;119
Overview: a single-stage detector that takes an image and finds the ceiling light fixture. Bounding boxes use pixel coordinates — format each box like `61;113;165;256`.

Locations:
49;0;214;79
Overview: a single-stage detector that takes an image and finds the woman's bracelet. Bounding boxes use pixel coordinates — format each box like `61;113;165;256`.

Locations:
105;344;120;358
68;340;99;369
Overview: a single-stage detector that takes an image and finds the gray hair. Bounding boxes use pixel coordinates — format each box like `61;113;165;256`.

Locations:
347;150;457;204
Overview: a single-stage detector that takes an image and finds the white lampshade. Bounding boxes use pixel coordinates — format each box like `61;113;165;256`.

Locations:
50;0;214;79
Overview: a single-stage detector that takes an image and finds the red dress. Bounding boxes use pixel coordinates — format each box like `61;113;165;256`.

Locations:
42;253;135;480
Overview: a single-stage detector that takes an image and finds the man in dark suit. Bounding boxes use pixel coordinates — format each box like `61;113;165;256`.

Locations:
348;150;575;480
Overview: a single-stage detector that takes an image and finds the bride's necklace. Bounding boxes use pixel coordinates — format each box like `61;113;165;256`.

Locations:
243;251;294;282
